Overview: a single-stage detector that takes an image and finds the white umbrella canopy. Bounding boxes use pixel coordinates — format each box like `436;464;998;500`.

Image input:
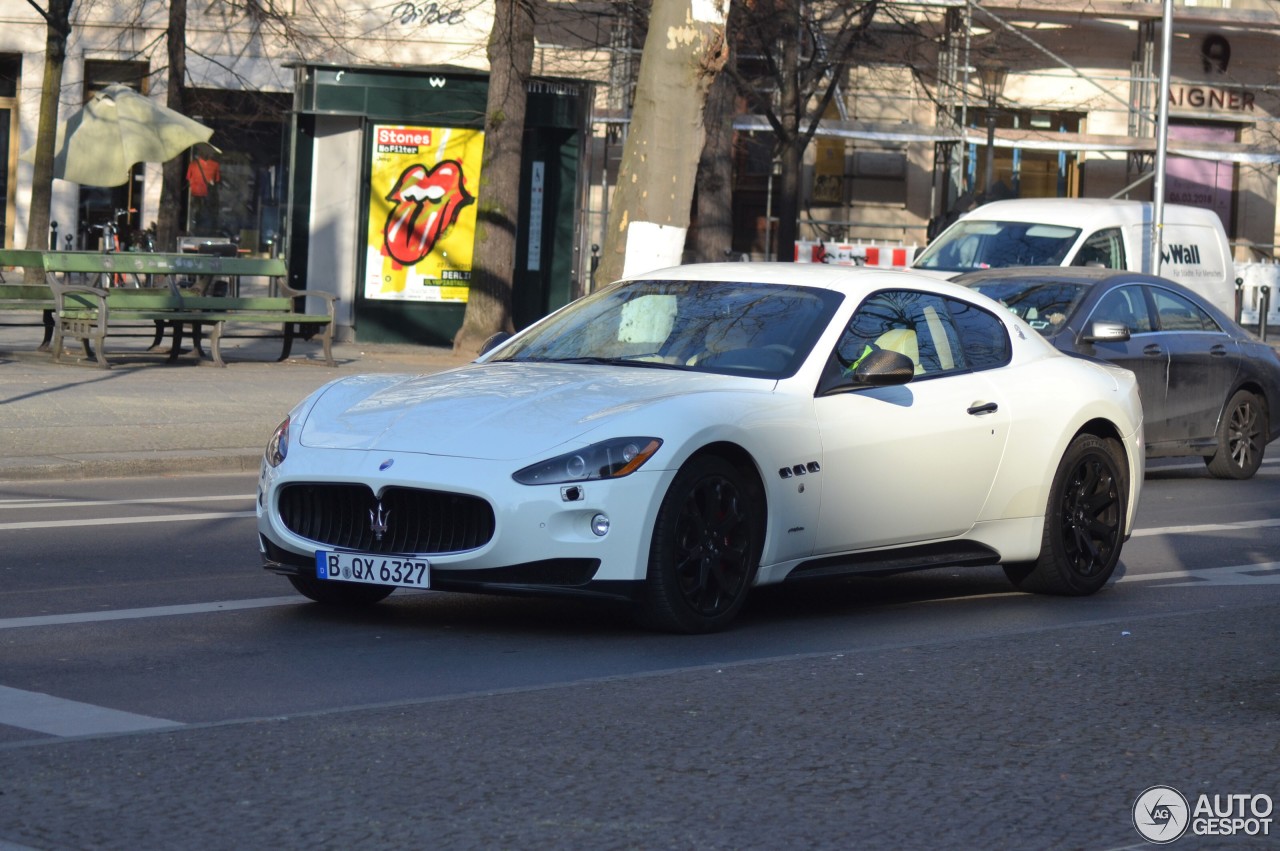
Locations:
20;84;214;187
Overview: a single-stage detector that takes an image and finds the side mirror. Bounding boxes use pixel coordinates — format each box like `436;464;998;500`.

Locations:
851;348;915;386
478;331;513;356
1080;321;1131;344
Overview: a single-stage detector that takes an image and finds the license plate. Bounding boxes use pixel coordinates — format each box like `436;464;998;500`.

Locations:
315;551;431;588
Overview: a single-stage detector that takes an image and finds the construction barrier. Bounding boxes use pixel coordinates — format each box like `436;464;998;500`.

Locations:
795;241;918;269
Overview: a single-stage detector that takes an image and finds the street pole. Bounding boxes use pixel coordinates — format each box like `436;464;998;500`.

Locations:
984;100;997;195
1152;0;1173;276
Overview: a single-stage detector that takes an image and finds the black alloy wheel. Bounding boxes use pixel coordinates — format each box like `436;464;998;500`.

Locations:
1004;434;1125;596
637;456;764;633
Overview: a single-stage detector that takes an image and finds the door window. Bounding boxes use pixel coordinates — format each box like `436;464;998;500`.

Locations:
835;290;1012;378
1072;227;1126;269
836;290;965;377
1090;285;1154;333
1150;287;1222;333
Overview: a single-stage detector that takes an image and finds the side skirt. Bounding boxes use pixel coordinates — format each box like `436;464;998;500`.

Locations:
783;541;1001;583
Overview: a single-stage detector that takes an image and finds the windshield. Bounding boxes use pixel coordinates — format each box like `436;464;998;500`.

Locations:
914;220;1081;272
488;279;844;378
966;280;1090;337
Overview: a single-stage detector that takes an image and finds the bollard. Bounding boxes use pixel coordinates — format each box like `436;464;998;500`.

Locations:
50;221;58;250
1261;285;1271;342
1235;277;1244;325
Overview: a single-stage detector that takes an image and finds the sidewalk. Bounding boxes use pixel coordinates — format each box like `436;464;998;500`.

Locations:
0;319;472;481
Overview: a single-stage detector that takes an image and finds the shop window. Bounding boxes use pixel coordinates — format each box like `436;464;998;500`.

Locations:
850;148;907;205
0;55;17;247
184;89;291;255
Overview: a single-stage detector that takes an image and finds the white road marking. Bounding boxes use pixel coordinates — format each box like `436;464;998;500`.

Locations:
1132;518;1280;537
0;510;256;531
1122;561;1280;586
0;494;255;510
0;684;180;736
0;596;305;630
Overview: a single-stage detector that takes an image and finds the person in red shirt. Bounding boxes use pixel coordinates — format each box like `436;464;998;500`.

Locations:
186;150;221;232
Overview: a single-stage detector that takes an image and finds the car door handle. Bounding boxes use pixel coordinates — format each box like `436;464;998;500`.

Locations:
967;401;998;416
1143;344;1163;356
1210;344;1228;357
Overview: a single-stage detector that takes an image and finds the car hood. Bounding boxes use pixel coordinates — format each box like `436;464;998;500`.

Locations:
298;362;764;461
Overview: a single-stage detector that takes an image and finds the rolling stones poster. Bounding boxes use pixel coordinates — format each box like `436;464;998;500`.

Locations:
364;125;484;302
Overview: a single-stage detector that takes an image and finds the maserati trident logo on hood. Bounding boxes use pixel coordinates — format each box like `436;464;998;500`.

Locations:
379;458;395;471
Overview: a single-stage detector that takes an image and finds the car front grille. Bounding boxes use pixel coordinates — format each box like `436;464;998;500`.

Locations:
277;483;496;555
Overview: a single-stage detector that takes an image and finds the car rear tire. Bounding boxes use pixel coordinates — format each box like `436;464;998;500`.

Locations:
1004;434;1125;596
287;573;395;606
635;456;764;634
1206;390;1266;480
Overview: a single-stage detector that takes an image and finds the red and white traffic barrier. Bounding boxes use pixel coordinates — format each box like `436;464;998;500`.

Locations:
795;241;917;269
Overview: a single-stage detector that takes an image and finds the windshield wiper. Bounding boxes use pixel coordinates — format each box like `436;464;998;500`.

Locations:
535;356;689;370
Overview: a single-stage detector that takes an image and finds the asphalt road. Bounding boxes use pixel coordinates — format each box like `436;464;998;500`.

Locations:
1;462;1278;850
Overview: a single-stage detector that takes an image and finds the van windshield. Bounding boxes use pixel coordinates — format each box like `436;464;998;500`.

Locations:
914;220;1081;273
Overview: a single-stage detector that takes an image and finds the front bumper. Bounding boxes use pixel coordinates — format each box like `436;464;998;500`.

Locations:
257;446;674;597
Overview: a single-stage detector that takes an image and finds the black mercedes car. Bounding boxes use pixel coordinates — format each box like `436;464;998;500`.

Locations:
955;266;1280;479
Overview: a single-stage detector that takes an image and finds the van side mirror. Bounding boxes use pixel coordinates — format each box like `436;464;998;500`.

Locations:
1080;321;1131;343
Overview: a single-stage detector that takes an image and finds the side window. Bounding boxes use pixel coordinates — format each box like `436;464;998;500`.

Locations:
946;297;1012;370
1091;285;1154;333
1072;228;1126;269
1151;287;1222;333
835;290;966;378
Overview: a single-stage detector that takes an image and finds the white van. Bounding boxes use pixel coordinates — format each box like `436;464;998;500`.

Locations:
912;198;1236;316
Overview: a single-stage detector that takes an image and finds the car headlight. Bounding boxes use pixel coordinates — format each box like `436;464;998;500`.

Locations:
513;437;662;485
265;416;290;467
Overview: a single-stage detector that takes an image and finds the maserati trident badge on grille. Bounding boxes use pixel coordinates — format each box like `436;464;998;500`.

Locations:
369;502;391;542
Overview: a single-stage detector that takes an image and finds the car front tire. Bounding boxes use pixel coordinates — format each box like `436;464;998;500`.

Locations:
1004;434;1126;596
287;573;395;606
635;456;764;634
1206;390;1266;480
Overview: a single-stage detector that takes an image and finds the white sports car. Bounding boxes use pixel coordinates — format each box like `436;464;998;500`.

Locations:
257;263;1144;633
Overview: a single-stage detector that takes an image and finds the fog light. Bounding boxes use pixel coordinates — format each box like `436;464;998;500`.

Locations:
591;513;610;537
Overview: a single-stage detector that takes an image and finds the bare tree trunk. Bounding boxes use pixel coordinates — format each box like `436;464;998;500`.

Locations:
452;0;535;356
156;0;188;252
597;0;729;285
691;57;736;263
773;6;800;262
23;0;74;282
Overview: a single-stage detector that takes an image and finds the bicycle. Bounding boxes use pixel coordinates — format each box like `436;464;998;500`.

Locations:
85;209;147;288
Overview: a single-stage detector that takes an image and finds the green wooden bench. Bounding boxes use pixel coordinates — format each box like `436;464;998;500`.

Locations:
53;281;337;368
0;283;56;349
1;249;337;368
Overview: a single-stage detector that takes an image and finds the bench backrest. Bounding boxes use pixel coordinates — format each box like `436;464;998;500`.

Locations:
0;249;286;279
61;289;186;312
0;284;54;301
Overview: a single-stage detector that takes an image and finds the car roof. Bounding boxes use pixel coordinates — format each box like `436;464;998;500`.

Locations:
952;266;1166;288
623;262;983;301
954;198;1212;228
